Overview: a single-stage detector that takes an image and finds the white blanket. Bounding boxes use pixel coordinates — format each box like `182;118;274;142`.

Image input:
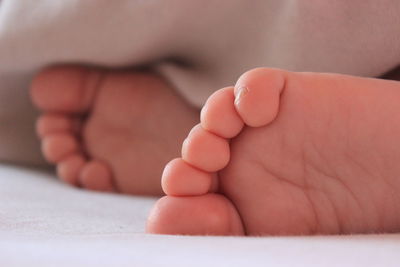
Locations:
1;165;399;267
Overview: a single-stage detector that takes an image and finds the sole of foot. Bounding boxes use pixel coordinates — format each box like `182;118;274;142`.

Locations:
147;68;400;235
31;66;199;195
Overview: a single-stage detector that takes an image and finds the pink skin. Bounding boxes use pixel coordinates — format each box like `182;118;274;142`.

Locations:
31;66;199;195
147;68;400;236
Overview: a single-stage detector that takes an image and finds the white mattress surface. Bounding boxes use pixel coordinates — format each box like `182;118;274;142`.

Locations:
1;164;399;267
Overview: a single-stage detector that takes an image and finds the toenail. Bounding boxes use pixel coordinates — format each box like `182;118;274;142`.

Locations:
234;86;249;106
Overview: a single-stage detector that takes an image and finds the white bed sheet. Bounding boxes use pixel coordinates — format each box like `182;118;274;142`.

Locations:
0;164;399;267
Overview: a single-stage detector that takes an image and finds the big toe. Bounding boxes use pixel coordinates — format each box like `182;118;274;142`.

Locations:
146;194;244;236
234;68;286;127
31;65;103;113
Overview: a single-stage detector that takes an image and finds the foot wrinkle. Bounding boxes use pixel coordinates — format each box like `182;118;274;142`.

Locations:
303;188;322;234
240;157;323;234
252;159;304;190
343;151;385;229
300;143;347;232
222;194;246;235
325;192;344;234
82;69;108;113
276;70;288;114
343;150;375;180
305;158;344;233
300;149;333;233
254;155;321;233
371;170;400;230
306;139;366;222
304;158;364;233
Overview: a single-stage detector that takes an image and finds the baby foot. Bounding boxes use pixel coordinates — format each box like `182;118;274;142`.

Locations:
146;68;400;235
31;66;199;195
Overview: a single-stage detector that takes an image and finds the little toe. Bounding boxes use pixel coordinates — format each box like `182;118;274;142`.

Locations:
162;158;213;196
57;154;86;186
42;133;80;163
31;65;103;113
182;124;230;172
37;113;81;138
234;68;286;127
146;194;245;236
79;160;116;192
201;87;244;138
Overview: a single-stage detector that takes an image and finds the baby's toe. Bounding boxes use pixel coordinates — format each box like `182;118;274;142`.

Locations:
234;68;285;127
79;160;116;192
146;194;245;236
31;65;102;113
182;124;230;172
37;113;80;138
162;158;213;196
201;87;244;138
42;133;80;163
57;154;86;186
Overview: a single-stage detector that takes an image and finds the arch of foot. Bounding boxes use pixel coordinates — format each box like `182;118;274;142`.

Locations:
150;68;286;235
